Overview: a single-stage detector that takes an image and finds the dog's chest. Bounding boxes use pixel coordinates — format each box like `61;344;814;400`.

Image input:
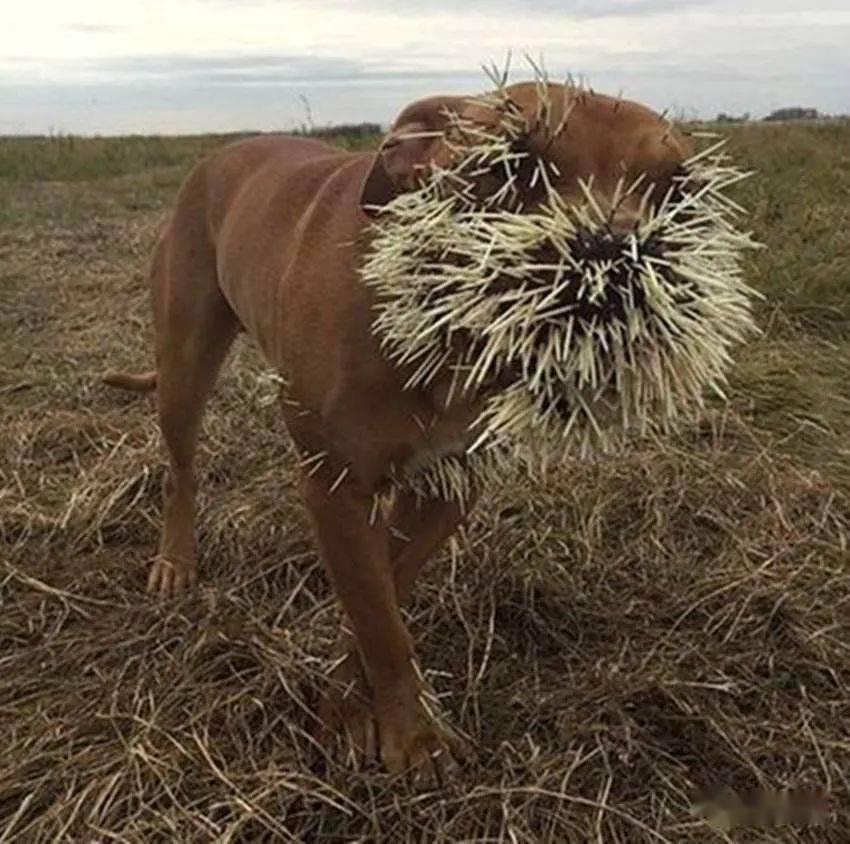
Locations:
403;436;470;476
393;425;512;505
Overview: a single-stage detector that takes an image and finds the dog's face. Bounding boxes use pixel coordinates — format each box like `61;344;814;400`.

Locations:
360;79;757;464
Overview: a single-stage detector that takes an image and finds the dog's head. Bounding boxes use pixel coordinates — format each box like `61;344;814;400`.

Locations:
360;78;758;462
362;82;692;224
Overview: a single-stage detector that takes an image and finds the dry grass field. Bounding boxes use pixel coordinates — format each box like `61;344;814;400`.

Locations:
1;121;849;842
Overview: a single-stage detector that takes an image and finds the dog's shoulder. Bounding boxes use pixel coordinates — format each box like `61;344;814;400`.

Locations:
174;133;363;235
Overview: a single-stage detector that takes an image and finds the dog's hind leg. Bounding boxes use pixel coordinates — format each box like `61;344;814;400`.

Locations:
147;226;239;597
387;490;474;604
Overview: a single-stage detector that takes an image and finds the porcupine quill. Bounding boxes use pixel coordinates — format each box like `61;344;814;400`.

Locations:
361;59;760;504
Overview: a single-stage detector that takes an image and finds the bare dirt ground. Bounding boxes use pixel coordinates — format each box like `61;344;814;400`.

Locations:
1;124;849;841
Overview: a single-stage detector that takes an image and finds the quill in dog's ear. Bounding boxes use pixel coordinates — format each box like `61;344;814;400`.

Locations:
360;123;434;211
360;96;466;212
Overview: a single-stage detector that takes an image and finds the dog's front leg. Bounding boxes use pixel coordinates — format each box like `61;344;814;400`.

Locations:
318;490;473;760
301;474;462;777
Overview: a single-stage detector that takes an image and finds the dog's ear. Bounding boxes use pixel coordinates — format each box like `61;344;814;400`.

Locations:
360;96;463;214
359;120;435;212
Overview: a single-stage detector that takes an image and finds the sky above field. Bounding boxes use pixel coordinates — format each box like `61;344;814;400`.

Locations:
2;0;849;135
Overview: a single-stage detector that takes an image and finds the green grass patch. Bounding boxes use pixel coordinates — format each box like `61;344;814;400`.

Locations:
0;127;381;184
725;120;850;340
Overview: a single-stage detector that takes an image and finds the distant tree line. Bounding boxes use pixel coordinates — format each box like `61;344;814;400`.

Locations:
715;107;828;123
295;122;383;139
763;107;820;122
716;112;751;123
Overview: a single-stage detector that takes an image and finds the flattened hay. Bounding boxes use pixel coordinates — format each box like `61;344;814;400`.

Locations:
2;120;850;841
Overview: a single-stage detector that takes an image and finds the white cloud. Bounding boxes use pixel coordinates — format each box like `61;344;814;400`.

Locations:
1;0;848;133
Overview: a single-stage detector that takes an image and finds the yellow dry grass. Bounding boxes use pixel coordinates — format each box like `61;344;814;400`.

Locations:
1;123;849;841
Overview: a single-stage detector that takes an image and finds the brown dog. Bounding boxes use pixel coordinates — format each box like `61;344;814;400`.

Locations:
104;81;692;778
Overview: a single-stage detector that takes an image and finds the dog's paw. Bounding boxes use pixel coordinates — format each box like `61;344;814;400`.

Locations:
316;652;471;782
320;702;379;770
315;649;378;768
147;555;197;597
376;688;472;785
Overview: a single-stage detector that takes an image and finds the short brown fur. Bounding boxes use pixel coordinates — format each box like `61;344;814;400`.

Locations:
104;82;692;778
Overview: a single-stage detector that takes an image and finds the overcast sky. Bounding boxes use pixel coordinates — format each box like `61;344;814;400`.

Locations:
2;0;849;135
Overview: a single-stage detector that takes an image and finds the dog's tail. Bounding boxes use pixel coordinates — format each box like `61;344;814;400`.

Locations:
102;370;157;393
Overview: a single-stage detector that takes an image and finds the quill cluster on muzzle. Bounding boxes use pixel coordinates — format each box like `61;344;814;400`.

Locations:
361;76;760;503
